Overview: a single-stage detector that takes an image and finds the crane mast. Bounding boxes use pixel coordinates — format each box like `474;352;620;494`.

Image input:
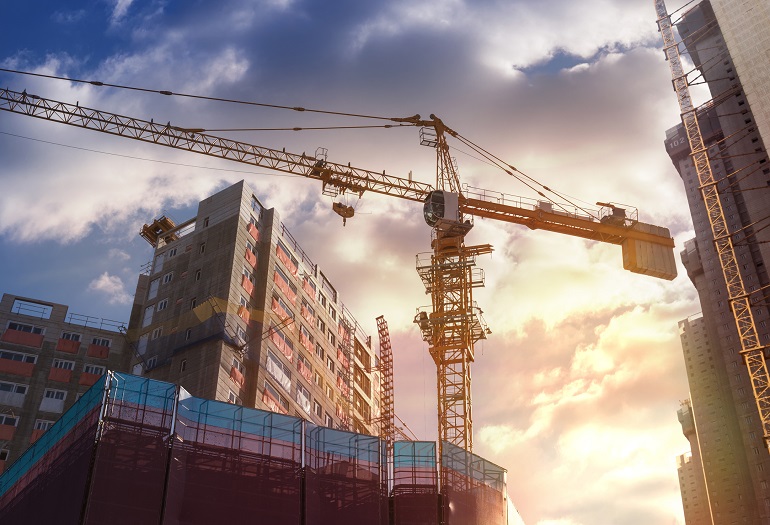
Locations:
655;0;770;449
0;86;678;463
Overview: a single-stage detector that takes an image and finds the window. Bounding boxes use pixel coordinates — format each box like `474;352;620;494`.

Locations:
251;196;262;215
148;278;160;300
92;337;110;347
143;305;154;328
243;266;255;285
324;412;333;427
180;359;188;372
317;318;326;333
190;297;197;310
157;298;169;311
85;364;106;375
203;217;209;228
327;330;335;346
7;321;43;335
185;328;192;341
146;356;157;369
329;307;337;321
237;326;247;344
34;419;55;431
232;357;245;374
315;343;324;360
0;382;27;395
0;450;8;461
61;331;81;342
296;382;311;414
53;359;75;370
264;381;289;412
200;242;206;254
0;414;18;427
266;350;292;392
151;327;163;340
0;350;36;364
162;272;174;284
228;390;242;405
195;269;202;281
168;247;178;257
326;356;335;374
314;400;322;418
44;389;66;401
153;253;164;274
240;295;249;308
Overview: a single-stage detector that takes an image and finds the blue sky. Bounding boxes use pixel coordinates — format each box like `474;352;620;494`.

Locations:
1;1;701;523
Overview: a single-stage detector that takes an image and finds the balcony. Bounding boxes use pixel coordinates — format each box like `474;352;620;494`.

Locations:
262;389;288;415
0;329;44;348
39;397;65;414
247;222;260;242
244;248;257;268
237;305;251;324
30;429;45;444
0;391;25;408
79;372;103;387
241;274;255;296
87;344;110;359
48;368;72;383
0;424;16;441
230;366;245;389
0;359;34;378
55;338;80;354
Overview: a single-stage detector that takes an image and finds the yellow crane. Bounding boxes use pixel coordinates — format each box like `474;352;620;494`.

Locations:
655;0;770;449
0;86;677;462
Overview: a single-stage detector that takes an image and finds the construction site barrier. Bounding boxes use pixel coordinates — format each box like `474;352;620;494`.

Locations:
0;372;507;525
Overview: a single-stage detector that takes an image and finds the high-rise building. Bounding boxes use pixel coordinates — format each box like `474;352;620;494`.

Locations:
129;180;381;436
664;1;770;522
0;293;131;471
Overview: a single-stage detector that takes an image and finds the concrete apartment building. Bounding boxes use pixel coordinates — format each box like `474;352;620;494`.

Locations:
665;0;770;522
0;294;130;471
130;180;382;436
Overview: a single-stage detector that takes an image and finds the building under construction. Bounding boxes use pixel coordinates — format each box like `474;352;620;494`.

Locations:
0;371;508;525
131;180;381;437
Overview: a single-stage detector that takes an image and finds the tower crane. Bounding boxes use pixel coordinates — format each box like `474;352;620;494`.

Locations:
655;0;770;449
0;86;678;461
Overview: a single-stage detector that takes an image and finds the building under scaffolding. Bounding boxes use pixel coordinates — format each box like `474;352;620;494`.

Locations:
0;371;508;525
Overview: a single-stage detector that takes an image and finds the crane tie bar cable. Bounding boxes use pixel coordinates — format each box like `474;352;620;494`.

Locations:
0;67;407;123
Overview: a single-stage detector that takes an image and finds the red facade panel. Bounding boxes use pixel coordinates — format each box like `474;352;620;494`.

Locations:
0;358;34;377
0;329;44;348
237;305;251;324
49;367;72;383
229;366;245;388
0;424;16;441
56;338;80;354
79;372;102;386
244;248;257;268
247;222;260;241
241;274;255;296
87;344;110;359
30;429;45;444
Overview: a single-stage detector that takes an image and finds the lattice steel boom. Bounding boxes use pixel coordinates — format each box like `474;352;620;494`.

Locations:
0;87;678;458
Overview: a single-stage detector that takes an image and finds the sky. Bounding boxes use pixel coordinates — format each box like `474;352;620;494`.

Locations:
0;0;704;523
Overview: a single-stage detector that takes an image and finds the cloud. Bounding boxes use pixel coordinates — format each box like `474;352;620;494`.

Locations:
110;0;134;25
87;272;133;305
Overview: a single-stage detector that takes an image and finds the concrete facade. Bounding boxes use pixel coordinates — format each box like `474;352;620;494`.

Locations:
0;293;131;470
666;1;770;522
129;180;382;436
676;396;710;524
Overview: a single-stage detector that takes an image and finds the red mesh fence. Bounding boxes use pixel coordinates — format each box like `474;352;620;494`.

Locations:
304;425;382;525
392;441;440;525
161;396;304;525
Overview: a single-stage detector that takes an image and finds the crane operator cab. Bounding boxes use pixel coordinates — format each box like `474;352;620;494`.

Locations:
423;190;474;237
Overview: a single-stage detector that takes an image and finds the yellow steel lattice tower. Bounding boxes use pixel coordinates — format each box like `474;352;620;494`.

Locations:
655;0;770;449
